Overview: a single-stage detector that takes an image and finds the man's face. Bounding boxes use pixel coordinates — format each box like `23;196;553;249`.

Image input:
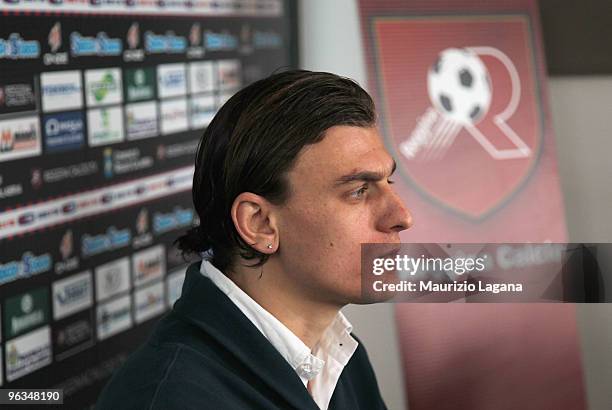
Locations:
275;125;412;305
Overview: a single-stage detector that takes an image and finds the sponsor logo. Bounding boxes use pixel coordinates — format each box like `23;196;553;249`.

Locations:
96;295;132;341
132;245;165;287
52;271;93;320
217;59;241;90
103;147;154;178
55;229;80;274
0;33;40;59
124;67;156;102
204;30;238;52
4;288;50;339
53;314;93;361
33;161;98;189
156;139;198;161
0;174;23;200
85;68;123;106
153;206;194;234
125;101;158;140
253;30;282;49
144;31;186;54
5;326;52;382
40;70;83;112
133;208;153;248
127;22;140;49
0;167;193;240
0;116;41;162
95;257;131;302
81;226;131;257
189;95;216;129
187;23;204;58
189;23;201;47
43;111;85;153
239;24;253;55
157;63;187;98
103;148;113;178
166;267;187;308
160;98;188;135
70;32;122;57
0;78;36;115
87;106;124;146
133;281;165;324
0;252;52;286
124;22;145;62
44;22;68;65
188;61;215;94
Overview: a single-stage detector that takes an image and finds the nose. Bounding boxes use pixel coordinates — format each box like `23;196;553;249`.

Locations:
378;186;413;235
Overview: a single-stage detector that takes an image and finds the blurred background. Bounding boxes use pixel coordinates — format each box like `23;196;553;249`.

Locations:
0;0;611;408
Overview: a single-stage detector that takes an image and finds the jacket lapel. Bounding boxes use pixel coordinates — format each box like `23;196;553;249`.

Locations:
173;261;319;410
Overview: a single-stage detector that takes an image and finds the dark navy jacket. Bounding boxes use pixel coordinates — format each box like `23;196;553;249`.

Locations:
95;261;388;410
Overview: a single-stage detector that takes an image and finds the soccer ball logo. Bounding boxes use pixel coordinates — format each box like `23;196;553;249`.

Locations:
427;48;491;126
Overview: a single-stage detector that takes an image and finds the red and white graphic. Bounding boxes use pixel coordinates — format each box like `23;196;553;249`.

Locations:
359;2;584;410
403;46;531;161
373;16;544;219
48;22;62;53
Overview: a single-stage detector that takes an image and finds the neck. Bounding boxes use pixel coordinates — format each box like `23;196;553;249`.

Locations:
226;259;341;349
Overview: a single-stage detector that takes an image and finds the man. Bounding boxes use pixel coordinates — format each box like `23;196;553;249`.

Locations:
96;70;412;409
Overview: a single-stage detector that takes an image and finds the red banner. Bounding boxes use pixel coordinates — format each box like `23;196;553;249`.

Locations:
358;1;586;409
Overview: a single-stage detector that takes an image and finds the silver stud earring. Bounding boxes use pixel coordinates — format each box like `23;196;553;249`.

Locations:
266;243;273;249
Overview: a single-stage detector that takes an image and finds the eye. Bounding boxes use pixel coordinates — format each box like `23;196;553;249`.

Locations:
350;184;368;199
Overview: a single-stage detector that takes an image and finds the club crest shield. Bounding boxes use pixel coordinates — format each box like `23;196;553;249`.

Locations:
371;15;544;219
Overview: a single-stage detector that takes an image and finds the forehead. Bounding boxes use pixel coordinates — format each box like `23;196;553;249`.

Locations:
290;125;392;182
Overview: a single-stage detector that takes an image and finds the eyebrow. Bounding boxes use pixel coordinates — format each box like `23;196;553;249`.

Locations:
333;159;397;187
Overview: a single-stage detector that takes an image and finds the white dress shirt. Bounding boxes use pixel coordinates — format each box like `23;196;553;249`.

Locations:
199;259;358;410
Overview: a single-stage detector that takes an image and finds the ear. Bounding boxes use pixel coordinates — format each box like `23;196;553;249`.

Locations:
231;192;278;254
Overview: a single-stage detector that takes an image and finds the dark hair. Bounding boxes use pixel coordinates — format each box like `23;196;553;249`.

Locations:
176;69;376;272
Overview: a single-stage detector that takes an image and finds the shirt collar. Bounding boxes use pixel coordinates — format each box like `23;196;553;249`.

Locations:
199;259;356;381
